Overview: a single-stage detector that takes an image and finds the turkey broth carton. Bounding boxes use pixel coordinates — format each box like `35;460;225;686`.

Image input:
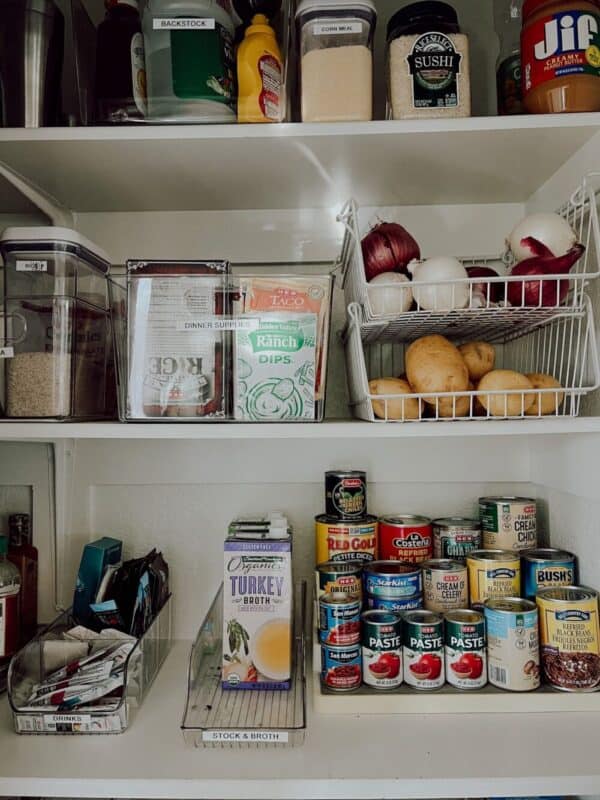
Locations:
222;516;293;690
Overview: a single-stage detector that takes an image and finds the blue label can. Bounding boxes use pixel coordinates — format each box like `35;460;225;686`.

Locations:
321;643;362;691
364;560;422;599
366;594;423;612
522;548;576;600
318;592;361;645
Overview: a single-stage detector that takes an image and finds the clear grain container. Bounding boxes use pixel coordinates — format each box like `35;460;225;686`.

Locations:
0;227;115;420
296;0;376;122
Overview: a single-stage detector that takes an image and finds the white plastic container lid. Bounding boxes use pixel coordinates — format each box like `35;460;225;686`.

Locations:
295;0;376;19
0;227;112;273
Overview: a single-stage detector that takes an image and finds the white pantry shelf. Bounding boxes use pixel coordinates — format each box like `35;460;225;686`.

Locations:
2;641;600;799
0;114;598;213
2;417;600;441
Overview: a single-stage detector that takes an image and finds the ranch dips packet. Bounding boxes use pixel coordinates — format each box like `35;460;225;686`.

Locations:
234;313;317;421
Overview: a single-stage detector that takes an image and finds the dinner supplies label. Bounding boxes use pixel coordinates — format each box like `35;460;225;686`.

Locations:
176;317;258;332
202;730;289;743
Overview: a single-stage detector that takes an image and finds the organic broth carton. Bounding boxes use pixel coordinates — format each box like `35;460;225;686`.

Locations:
222;514;293;690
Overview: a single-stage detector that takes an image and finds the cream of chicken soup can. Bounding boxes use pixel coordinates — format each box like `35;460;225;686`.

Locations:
484;597;540;691
479;496;537;551
422;559;468;613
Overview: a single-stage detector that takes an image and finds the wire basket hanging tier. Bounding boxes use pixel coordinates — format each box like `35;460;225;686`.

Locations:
339;176;600;343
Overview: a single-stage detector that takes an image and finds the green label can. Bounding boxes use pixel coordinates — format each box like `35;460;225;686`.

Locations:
479;496;537;551
445;609;487;690
403;610;445;690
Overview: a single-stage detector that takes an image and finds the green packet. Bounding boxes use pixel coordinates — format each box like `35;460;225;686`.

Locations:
234;314;317;421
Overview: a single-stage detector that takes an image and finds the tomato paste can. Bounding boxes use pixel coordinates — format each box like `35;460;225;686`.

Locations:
432;517;481;562
536;586;600;692
484;597;540;692
479;496;537;551
521;548;576;600
319;593;361;646
325;470;367;519
315;560;363;600
445;609;487;690
466;549;521;609
315;514;378;564
320;642;362;692
422;559;468;613
403;610;445;690
361;609;403;689
379;515;433;564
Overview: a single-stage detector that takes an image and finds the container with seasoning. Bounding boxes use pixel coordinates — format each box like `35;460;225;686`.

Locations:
379;515;432;564
466;550;521;609
315;514;378;564
422;558;468;613
445;609;487;690
325;470;367;519
495;0;524;115
361;610;403;689
0;227;115;421
315;560;363;599
432;517;481;562
321;642;362;691
296;0;376;122
522;548;576;599
537;586;600;691
484;597;540;691
522;0;600;114
403;610;445;690
479;496;537;551
386;0;471;120
318;592;361;645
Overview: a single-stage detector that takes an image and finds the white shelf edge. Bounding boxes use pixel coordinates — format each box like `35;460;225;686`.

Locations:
0;113;599;143
1;417;600;441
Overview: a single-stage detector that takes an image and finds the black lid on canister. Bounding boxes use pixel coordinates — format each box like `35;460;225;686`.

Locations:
387;1;458;41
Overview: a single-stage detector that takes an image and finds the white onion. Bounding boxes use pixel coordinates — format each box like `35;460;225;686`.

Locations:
408;257;469;311
367;272;413;316
507;212;577;262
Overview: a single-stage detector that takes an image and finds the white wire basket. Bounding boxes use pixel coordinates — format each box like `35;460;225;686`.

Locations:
339;176;600;341
344;297;600;423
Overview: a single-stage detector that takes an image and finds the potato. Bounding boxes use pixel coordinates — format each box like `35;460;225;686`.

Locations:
405;335;469;410
525;373;565;416
369;378;423;421
430;393;471;418
458;341;496;382
477;370;535;417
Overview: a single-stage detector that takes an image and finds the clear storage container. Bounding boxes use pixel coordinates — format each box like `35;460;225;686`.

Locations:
0;227;115;420
8;596;172;734
296;0;376;122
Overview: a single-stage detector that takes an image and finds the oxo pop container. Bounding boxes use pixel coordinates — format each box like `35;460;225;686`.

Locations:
0;227;115;420
295;0;376;122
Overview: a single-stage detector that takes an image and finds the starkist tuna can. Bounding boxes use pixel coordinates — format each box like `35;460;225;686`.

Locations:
379;515;433;564
522;548;576;600
315;514;378;565
364;560;423;601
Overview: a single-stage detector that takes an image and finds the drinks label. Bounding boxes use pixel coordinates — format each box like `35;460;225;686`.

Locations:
16;260;47;272
313;22;362;35
153;18;216;29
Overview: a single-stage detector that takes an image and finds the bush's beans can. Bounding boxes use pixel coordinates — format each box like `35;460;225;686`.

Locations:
325;470;367;519
536;586;600;692
467;549;521;609
479;496;537;551
319;593;361;646
484;597;540;691
361;610;403;689
379;515;433;564
445;609;487;690
321;643;362;691
315;514;378;564
403;610;445;690
316;560;363;600
521;549;576;600
422;559;468;613
432;517;481;562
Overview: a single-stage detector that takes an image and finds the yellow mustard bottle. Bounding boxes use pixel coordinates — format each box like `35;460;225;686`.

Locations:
237;14;283;123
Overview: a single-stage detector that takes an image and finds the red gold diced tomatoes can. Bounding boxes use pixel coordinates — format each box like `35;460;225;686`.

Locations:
315;514;378;565
379;515;432;564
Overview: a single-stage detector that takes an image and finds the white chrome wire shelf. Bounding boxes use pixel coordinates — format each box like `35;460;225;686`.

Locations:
338;175;600;338
343;297;600;423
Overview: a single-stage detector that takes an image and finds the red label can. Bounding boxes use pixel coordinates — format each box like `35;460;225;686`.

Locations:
379;515;433;564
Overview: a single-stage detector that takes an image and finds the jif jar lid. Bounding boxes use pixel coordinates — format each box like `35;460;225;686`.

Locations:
387;0;459;42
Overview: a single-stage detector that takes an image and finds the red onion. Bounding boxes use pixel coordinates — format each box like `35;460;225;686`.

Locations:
361;222;420;282
466;266;502;303
508;244;585;307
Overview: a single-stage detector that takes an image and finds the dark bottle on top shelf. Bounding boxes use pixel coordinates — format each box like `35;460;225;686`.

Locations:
95;0;147;123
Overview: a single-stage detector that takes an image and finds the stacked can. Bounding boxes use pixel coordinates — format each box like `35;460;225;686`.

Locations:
316;471;377;566
364;560;423;612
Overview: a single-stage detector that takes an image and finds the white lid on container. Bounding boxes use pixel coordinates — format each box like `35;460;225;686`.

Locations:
295;0;376;18
0;227;112;273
